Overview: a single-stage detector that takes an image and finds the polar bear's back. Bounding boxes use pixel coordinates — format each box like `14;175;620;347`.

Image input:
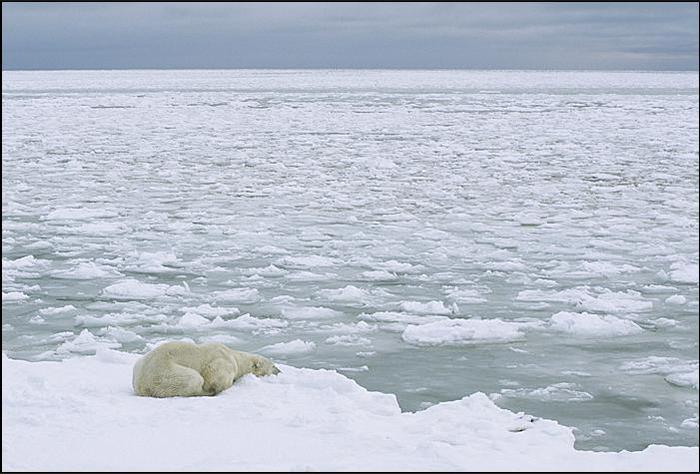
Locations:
132;341;235;397
132;341;278;397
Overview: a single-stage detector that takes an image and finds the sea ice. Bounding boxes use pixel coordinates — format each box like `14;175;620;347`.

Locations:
2;352;696;472
402;318;526;346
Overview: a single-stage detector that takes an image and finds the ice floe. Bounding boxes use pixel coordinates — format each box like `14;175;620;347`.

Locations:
2;352;696;471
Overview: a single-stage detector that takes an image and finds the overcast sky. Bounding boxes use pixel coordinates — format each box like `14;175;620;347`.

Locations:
2;2;698;70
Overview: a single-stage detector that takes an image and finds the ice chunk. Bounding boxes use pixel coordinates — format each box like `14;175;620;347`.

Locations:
102;279;186;300
549;311;644;337
280;306;343;320
317;285;369;302
665;295;687;305
500;382;594;402
402;318;526;346
260;339;316;355
2;291;28;301
399;300;455;315
325;335;372;346
669;262;699;284
213;288;260;304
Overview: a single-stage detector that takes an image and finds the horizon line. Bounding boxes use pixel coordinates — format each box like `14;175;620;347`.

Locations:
3;67;699;73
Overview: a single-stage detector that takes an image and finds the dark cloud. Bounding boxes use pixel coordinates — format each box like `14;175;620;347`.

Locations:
2;2;698;70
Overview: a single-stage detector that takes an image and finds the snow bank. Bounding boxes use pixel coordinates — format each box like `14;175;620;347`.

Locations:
2;353;696;471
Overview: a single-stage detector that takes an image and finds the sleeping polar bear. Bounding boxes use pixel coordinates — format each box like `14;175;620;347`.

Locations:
132;341;280;397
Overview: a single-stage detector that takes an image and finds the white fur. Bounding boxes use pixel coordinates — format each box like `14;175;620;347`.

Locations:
132;341;280;397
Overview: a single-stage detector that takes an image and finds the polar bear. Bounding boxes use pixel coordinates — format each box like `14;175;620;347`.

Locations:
132;341;280;397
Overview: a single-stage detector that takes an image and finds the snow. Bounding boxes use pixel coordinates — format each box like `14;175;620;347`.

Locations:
2;352;696;472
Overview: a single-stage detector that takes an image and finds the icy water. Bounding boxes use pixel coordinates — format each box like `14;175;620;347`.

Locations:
2;70;698;451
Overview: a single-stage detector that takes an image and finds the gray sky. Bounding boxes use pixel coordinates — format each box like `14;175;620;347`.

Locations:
2;2;699;70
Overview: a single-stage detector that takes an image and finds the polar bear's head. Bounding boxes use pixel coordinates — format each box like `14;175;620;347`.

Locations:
251;355;281;376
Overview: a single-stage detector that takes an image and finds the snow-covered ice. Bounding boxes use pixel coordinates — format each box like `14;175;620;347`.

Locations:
402;318;528;346
2;352;697;472
548;311;644;337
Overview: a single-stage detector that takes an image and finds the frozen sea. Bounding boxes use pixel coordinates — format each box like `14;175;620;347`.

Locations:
2;70;698;452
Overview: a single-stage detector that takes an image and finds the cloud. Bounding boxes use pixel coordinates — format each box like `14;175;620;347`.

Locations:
2;2;698;70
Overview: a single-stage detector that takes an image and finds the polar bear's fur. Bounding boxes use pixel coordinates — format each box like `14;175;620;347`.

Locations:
132;341;280;397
